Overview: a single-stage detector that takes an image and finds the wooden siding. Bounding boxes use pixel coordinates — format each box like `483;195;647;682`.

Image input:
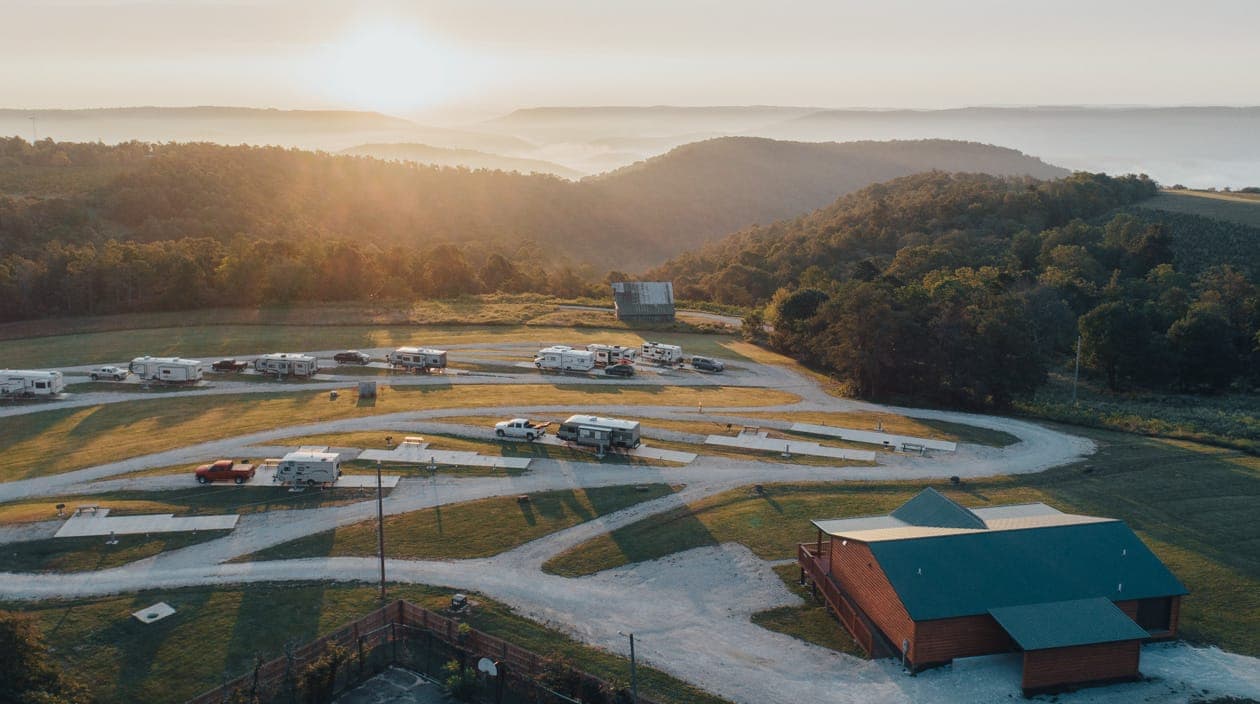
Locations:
1022;640;1141;694
828;538;916;661
914;614;1013;666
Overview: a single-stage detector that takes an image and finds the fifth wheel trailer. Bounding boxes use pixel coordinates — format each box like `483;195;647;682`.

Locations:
0;370;65;397
586;344;638;367
556;414;641;450
129;356;204;383
254;352;319;377
387;347;448;372
641;342;683;365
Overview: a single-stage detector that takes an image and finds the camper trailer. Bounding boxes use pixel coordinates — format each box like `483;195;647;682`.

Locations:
129;356;203;383
641;341;684;365
271;450;341;486
0;370;65;397
556;414;641;450
387;347;448;373
534;346;596;372
254;352;319;377
586;344;638;367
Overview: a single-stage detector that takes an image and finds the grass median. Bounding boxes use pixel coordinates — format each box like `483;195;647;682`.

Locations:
0;383;796;482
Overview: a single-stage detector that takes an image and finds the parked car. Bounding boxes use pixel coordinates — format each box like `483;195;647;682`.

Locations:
494;418;550;441
334;350;372;364
195;459;256;485
211;359;249;372
691;356;725;373
88;365;128;381
604;362;636;377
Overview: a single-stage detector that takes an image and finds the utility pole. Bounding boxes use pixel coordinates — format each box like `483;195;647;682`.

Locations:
1072;336;1082;406
619;632;638;704
376;460;386;603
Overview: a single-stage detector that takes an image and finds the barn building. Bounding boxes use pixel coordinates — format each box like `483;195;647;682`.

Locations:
798;488;1186;696
611;281;675;322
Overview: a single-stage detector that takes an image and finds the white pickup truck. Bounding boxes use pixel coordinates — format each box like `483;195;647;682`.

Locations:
493;418;550;441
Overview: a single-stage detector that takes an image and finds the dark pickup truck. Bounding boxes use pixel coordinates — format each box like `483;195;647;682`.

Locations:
211;359;249;372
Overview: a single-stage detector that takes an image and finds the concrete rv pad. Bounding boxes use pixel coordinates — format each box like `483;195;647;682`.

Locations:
54;508;238;537
535;434;698;463
359;441;533;470
790;422;958;452
705;432;877;462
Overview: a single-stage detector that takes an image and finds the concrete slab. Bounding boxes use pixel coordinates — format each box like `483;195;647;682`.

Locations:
334;473;401;489
334;666;447;704
199;465;399;488
55;508;239;537
537;435;696;464
704;434;877;462
790;422;958;452
132;602;176;624
359;444;531;470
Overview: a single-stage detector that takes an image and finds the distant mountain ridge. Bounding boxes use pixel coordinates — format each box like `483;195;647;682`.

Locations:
341;142;583;179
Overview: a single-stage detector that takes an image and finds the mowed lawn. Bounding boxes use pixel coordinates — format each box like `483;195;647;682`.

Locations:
544;426;1260;656
0;384;796;482
0;486;383;524
3;531;231;573
238;484;677;563
5;583;730;704
0;322;754;369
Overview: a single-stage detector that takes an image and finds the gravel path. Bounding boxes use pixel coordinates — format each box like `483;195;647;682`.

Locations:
2;348;1255;704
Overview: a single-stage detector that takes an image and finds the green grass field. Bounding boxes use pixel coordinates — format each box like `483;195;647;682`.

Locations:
543;426;1260;656
751;564;864;657
2;531;230;573
0;384;796;482
3;582;730;704
237;484;677;563
1140;190;1260;228
0;486;383;524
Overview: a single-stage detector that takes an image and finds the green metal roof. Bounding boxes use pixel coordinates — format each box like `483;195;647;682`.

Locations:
989;598;1151;650
868;521;1187;621
890;487;986;529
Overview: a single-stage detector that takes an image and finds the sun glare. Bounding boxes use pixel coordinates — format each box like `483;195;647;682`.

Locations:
315;23;459;113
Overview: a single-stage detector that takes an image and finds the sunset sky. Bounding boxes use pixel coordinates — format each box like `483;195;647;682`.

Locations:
3;0;1258;120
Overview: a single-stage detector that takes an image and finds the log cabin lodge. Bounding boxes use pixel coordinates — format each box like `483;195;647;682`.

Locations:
797;488;1187;696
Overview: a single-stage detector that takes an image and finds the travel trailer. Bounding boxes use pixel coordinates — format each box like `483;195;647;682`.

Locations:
271;450;341;486
129;356;203;383
555;414;641;450
0;370;65;397
387;347;448;372
586;344;638;367
641;342;683;365
254;352;319;377
534;346;596;372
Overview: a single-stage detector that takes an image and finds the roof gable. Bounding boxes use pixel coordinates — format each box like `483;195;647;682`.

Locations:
890;487;986;529
869;521;1188;621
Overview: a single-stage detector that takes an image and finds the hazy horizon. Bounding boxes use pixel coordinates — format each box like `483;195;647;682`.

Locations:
4;0;1260;120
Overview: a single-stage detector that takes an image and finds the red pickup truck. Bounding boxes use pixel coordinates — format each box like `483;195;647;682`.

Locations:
195;459;256;485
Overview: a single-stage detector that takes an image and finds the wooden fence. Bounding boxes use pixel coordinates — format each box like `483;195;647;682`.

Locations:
187;599;655;704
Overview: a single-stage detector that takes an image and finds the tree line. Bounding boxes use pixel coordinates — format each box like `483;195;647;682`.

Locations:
662;172;1257;404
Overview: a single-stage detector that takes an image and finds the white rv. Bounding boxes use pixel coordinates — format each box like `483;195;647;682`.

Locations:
0;370;65;397
271;450;341;486
534;346;596;372
586;344;638;367
556;414;642;450
254;352;319;377
641;341;684;365
387;347;448;372
129;356;203;383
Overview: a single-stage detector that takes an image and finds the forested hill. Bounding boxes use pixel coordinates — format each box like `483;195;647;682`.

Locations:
0;137;1062;268
589;138;1066;240
653;172;1259;405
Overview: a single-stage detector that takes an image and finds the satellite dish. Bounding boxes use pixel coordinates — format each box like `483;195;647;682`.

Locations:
477;658;498;677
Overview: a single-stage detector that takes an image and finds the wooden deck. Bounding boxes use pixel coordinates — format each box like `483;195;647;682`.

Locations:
797;543;896;659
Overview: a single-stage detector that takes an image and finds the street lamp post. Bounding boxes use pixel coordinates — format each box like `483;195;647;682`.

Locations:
376;460;386;603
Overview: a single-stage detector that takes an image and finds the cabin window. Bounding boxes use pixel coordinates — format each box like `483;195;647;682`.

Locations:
1136;597;1172;632
36;382;47;389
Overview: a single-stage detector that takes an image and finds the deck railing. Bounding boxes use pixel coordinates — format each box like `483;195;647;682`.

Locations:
797;543;892;658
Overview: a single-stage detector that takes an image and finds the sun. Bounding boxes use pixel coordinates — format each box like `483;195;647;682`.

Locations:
316;23;458;113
